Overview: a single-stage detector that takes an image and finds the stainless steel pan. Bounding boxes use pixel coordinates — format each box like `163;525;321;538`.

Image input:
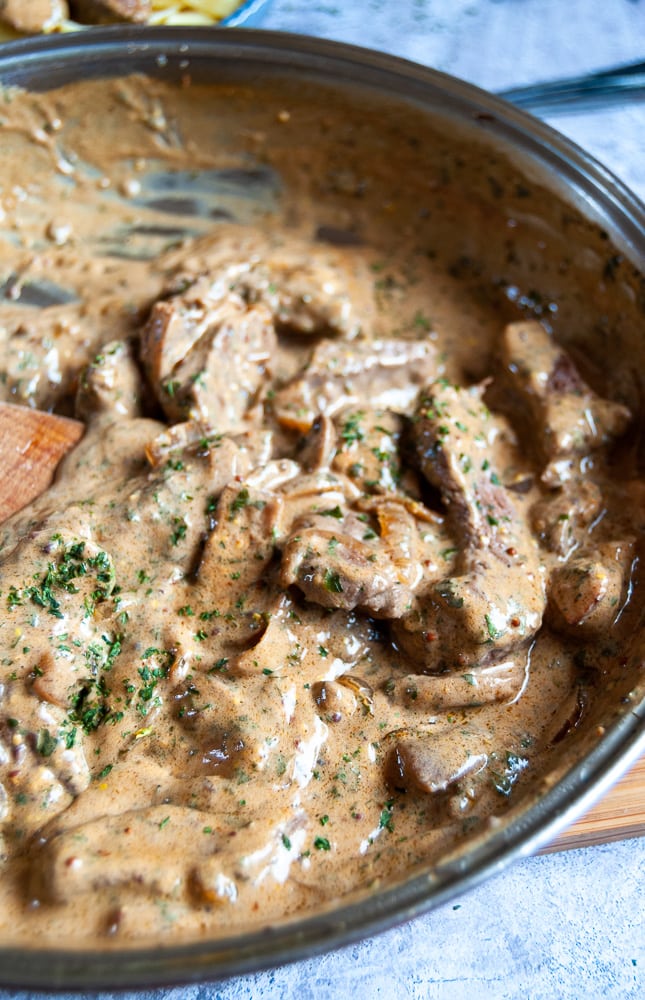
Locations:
0;27;643;990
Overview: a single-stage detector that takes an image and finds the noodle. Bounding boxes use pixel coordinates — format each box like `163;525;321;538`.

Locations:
150;1;241;23
0;1;243;37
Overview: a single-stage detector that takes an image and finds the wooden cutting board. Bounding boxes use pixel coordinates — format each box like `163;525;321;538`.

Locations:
544;754;645;852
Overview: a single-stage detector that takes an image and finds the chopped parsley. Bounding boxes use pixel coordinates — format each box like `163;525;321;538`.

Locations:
379;800;395;832
340;412;365;446
170;516;188;546
320;505;344;519
228;488;250;519
36;728;58;757
323;570;343;594
485;614;505;641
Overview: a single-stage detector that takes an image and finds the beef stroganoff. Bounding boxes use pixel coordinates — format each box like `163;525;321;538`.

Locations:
0;71;643;948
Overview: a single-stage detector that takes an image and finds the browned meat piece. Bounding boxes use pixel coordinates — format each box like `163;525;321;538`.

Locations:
32;805;221;903
501;321;631;486
332;409;404;493
280;510;416;618
33;797;308;914
273;338;436;433
195;481;281;601
387;732;488;794
393;380;546;675
162;226;375;341
141;274;234;389
141;287;276;428
530;479;603;557
546;539;635;636
69;0;150;23
0;0;67;31
145;420;272;472
386;651;530;711
75;340;145;421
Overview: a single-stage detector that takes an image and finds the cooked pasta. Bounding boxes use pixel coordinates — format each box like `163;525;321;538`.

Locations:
149;1;241;24
0;0;243;39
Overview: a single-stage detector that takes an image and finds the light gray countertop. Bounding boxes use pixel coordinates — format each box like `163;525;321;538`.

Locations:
2;2;644;998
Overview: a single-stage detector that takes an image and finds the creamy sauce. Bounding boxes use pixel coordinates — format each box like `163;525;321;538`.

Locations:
0;74;643;949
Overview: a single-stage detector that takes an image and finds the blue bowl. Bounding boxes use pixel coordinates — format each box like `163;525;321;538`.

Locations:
221;0;273;27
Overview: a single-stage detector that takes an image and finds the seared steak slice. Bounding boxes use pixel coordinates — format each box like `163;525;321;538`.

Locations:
530;479;602;557
546;539;635;636
163;226;375;341
273;338;436;433
280;510;416;619
387;733;488;795
332;408;404;494
141;286;276;429
393;380;545;674
386;652;530;711
501;320;631;486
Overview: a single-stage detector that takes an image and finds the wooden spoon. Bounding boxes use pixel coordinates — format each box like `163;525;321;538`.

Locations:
0;402;84;524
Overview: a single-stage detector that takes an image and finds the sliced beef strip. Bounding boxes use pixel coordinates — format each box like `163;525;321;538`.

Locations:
140;275;241;390
500;320;631;486
162;226;375;342
332;408;404;493
386;650;530;711
0;0;67;32
387;732;488;795
141;286;276;429
279;487;444;619
530;479;602;557
273;338;437;433
279;510;416;618
195;481;281;603
392;380;546;674
69;0;150;23
75;340;145;422
546;539;635;636
33;792;309;916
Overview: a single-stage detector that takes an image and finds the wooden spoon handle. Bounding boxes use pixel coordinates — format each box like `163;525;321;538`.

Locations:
0;402;84;523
